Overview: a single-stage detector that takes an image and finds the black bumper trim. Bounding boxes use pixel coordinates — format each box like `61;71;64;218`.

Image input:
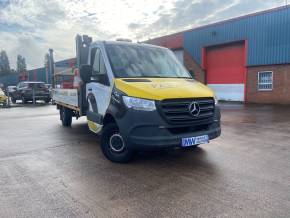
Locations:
114;105;221;151
126;126;221;150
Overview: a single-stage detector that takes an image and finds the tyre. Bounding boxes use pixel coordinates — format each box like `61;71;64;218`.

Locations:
21;96;27;104
11;97;16;104
101;123;135;163
44;98;51;103
60;107;72;127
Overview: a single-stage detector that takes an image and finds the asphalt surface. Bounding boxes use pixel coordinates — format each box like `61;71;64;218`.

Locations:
0;103;290;217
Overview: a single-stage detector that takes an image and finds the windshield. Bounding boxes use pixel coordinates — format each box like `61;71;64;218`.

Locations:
105;44;191;78
28;83;46;89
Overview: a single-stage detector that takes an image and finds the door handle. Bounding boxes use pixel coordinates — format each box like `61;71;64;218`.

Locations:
88;88;92;91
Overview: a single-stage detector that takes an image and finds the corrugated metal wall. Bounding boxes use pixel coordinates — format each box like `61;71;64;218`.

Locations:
27;68;49;83
0;58;75;86
184;6;290;66
0;68;49;86
55;58;76;68
0;73;19;86
145;33;183;50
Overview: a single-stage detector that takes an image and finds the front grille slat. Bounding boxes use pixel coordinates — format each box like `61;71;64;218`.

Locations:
198;100;214;105
158;98;215;125
164;111;190;115
200;106;214;111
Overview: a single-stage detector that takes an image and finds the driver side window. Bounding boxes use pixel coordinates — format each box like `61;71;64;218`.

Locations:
92;48;109;86
92;48;107;76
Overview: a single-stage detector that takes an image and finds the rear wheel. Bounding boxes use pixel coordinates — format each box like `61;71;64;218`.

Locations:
44;98;51;103
60;107;72;127
101;123;135;163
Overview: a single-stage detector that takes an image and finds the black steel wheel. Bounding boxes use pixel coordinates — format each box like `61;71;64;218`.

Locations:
101;123;134;163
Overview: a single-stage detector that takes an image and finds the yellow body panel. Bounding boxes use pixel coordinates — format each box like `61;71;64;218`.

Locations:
114;78;214;100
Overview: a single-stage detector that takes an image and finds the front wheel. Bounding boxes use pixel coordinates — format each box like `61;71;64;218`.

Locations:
101;123;135;163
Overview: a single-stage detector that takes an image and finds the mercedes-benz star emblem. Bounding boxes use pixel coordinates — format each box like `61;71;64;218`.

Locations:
188;101;200;117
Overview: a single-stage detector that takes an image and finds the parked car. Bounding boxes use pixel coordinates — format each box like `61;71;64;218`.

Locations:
7;86;16;95
11;81;51;104
7;85;16;92
0;88;8;106
45;84;52;97
45;84;52;90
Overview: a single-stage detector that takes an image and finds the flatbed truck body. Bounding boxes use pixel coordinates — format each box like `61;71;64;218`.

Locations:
52;35;221;163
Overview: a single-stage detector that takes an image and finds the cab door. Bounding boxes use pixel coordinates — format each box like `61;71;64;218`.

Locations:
86;47;111;131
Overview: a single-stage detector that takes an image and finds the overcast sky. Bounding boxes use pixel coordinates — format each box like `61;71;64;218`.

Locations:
0;0;287;70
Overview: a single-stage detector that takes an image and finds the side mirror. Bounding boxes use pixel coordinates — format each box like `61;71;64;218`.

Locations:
92;74;110;86
80;65;92;83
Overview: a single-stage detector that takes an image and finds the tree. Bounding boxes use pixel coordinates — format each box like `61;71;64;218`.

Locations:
0;50;11;75
17;55;27;73
22;57;27;71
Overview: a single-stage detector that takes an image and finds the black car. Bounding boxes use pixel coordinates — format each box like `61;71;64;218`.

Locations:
11;81;51;104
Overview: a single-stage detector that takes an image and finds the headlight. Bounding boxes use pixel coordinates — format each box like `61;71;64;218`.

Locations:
214;96;218;105
122;96;156;111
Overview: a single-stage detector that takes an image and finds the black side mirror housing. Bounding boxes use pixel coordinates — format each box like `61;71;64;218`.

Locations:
95;74;110;86
80;65;92;83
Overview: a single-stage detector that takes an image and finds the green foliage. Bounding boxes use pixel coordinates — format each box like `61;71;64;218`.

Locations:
17;54;27;73
0;50;11;75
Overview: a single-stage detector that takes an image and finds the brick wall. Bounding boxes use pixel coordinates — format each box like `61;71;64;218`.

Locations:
183;50;290;104
183;49;206;83
246;64;290;104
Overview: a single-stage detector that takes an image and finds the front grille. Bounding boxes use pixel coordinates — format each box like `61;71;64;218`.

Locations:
158;98;215;125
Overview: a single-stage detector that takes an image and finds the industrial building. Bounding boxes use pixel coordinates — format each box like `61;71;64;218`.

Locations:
146;6;290;104
0;58;75;86
1;6;289;104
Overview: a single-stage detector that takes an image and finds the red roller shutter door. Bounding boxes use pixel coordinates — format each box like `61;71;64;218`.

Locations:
206;42;245;101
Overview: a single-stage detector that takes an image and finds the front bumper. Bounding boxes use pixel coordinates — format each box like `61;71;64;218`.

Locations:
116;106;221;151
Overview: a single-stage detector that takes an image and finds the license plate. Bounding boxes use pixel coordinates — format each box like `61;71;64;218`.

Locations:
181;135;209;147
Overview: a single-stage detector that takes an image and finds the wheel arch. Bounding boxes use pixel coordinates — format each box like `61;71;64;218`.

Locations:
103;113;116;126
